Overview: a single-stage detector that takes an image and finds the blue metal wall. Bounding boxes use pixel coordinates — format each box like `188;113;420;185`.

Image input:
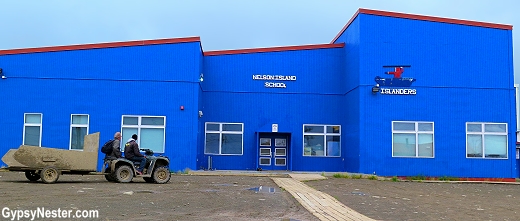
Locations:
333;16;362;173
355;14;516;178
201;48;347;171
0;42;202;172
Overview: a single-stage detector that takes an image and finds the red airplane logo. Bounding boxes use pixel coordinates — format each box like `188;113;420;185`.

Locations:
387;67;404;78
384;65;411;78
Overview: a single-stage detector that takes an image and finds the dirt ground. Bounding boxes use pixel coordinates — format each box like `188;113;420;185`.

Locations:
0;172;317;221
2;171;520;221
306;177;520;221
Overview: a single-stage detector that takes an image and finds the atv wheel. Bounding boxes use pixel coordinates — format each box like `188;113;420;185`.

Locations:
152;166;171;184
25;170;41;181
40;167;60;184
115;165;133;183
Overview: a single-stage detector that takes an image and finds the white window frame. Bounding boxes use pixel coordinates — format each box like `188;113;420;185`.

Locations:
121;115;166;153
275;158;286;166
275;148;286;156
23;113;42;146
259;157;271;166
275;138;286;147
303;124;341;157
466;122;508;159
204;122;244;155
260;148;271;156
69;114;89;150
392;121;435;158
260;138;271;146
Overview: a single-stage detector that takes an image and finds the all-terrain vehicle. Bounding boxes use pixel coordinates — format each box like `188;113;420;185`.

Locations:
102;149;171;184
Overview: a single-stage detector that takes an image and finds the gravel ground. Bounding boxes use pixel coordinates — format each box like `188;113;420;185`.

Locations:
3;170;519;221
0;171;317;221
306;177;520;221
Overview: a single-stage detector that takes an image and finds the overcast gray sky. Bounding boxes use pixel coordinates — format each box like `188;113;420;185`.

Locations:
1;0;518;82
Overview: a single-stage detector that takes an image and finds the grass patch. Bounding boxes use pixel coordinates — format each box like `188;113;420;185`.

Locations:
407;174;427;181
391;176;399;182
333;173;350;178
352;174;363;179
175;168;191;175
438;176;460;181
330;173;382;181
368;175;378;180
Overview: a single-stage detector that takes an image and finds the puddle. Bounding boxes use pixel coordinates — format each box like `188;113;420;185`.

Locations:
351;191;366;196
134;190;156;194
248;186;276;193
213;183;233;186
204;189;219;192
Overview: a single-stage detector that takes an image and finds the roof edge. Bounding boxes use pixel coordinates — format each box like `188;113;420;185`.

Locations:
204;43;345;56
0;36;201;55
330;9;361;44
331;8;513;43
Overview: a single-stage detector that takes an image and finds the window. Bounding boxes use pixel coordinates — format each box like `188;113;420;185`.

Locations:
392;121;434;158
303;124;340;157
205;122;243;155
70;115;89;150
23;113;42;146
466;123;507;159
122;116;166;153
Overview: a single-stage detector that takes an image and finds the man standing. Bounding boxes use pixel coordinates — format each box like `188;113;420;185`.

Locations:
124;134;146;175
107;132;123;158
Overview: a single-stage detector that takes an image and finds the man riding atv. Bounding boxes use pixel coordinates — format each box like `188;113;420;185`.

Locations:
102;133;171;184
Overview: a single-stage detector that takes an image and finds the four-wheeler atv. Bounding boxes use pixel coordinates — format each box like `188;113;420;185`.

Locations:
102;149;171;184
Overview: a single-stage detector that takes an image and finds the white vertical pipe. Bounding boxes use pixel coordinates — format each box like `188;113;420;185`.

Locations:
515;84;519;142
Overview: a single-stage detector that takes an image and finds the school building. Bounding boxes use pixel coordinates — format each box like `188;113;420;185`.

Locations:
0;8;516;178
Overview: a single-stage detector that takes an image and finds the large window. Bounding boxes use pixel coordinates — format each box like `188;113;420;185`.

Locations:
466;123;507;159
303;124;341;157
122;116;166;153
392;121;434;158
70;114;89;150
23;113;42;146
205;122;243;155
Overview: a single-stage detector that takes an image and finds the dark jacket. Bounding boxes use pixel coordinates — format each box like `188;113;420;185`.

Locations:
124;139;144;159
108;140;122;158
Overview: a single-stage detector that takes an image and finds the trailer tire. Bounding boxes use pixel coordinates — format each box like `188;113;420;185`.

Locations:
25;170;41;181
40;167;60;184
152;166;171;184
115;165;133;183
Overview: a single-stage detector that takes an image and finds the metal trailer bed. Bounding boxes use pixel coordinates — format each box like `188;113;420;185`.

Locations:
1;133;100;183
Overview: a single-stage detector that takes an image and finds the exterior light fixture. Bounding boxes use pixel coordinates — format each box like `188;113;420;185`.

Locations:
199;73;204;82
372;84;380;93
198;111;203;118
0;68;5;79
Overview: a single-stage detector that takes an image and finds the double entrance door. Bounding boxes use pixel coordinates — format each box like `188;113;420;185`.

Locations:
258;133;289;170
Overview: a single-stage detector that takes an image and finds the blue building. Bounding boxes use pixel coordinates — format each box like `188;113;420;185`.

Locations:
0;9;516;178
